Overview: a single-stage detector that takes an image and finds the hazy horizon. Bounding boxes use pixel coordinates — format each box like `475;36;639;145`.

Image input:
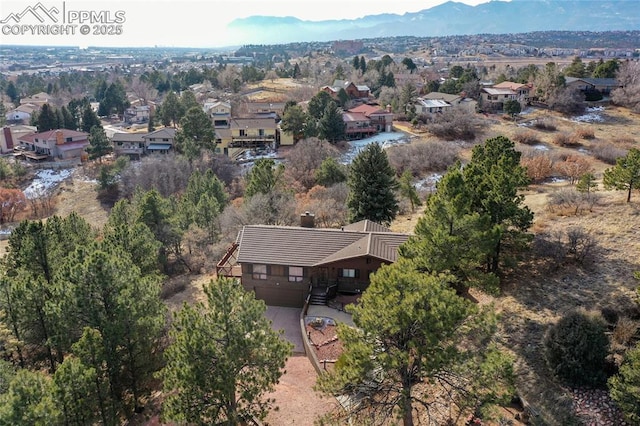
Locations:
1;0;492;48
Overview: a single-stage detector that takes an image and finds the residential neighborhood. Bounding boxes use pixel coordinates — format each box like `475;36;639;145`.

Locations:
1;23;639;426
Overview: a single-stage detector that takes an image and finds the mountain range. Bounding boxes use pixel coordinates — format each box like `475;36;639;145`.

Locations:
226;0;640;46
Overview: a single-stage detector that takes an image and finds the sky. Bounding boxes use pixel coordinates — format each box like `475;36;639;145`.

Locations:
1;0;491;48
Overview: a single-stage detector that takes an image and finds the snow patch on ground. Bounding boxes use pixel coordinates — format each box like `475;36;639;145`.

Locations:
571;106;605;123
342;132;410;164
414;173;443;192
23;168;73;199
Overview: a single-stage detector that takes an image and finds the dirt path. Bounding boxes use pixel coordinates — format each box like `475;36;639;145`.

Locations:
263;355;338;425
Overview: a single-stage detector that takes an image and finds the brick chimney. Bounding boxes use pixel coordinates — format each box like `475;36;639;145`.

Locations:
300;211;315;228
55;129;64;145
3;127;13;151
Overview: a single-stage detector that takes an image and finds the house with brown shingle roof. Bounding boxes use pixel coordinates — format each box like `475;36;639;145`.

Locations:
217;216;409;307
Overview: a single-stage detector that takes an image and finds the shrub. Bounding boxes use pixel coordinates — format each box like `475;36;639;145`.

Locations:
555;155;593;185
512;129;540;145
552;132;580;147
608;343;640;423
533;118;557;131
544;309;609;386
591;143;628;165
521;152;554;183
387;141;459;175
574;127;595;140
547;188;586;215
426;108;480;141
612;317;640;347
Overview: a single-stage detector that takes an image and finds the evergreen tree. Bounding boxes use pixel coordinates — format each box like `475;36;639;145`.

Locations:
400;165;500;294
398;170;421;212
36;103;58;132
315;157;347;187
60;106;76;130
81;105;101;133
347;143;398;225
564;56;587;78
59;242;165;414
318;261;513;426
0;369;61;424
280;104;307;142
244;158;285;198
53;356;100;425
608;342;640;423
174;106;215;161
5;81;19;105
179;90;199;112
161;277;292;424
463;136;533;274
318;101;345;143
103;199;163;278
86;125;112;161
160;91;184;127
603;148;640;202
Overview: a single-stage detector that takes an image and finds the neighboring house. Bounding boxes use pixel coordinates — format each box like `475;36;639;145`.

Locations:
422;92;462;105
347;103;394;132
19;92;52;107
142;127;176;154
124;105;151;124
16;129;89;160
342;111;376;140
480;87;518;110
415;98;452;115
204;100;232;128
321;80;371;100
112;127;176;157
492;81;532;103
217;216;409;308
112;132;145;158
481;81;532;110
245;101;287;117
5;104;39;123
215;117;277;158
565;77;621;96
0;125;36;154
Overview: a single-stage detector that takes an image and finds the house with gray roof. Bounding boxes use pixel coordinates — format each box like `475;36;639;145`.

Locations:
217;215;409;307
111;127;176;158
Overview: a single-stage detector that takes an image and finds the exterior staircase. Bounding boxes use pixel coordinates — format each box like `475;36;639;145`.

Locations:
309;287;329;305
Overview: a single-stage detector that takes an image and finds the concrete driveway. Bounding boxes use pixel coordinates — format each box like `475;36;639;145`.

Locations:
265;306;304;354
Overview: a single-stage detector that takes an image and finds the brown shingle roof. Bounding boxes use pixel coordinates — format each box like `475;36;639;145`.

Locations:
236;223;409;267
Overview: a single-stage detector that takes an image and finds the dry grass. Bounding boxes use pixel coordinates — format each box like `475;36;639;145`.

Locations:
389;105;640;424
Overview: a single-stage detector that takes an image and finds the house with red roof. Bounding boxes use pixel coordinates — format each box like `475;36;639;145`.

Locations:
17;129;89;161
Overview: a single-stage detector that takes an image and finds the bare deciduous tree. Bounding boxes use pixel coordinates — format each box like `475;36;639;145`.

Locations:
612;61;640;112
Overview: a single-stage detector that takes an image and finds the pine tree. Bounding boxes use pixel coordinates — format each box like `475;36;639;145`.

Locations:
347;142;398;225
318;261;513;426
318;101;345;143
603;148;640;202
36;103;58;132
160;277;292;424
86;126;112;161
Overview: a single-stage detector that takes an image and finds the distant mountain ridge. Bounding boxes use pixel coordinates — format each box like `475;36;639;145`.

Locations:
226;0;640;45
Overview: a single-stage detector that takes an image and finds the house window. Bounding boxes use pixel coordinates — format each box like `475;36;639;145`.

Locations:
239;129;246;136
340;268;359;278
288;266;303;282
259;129;265;136
252;264;267;280
163;138;169;142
